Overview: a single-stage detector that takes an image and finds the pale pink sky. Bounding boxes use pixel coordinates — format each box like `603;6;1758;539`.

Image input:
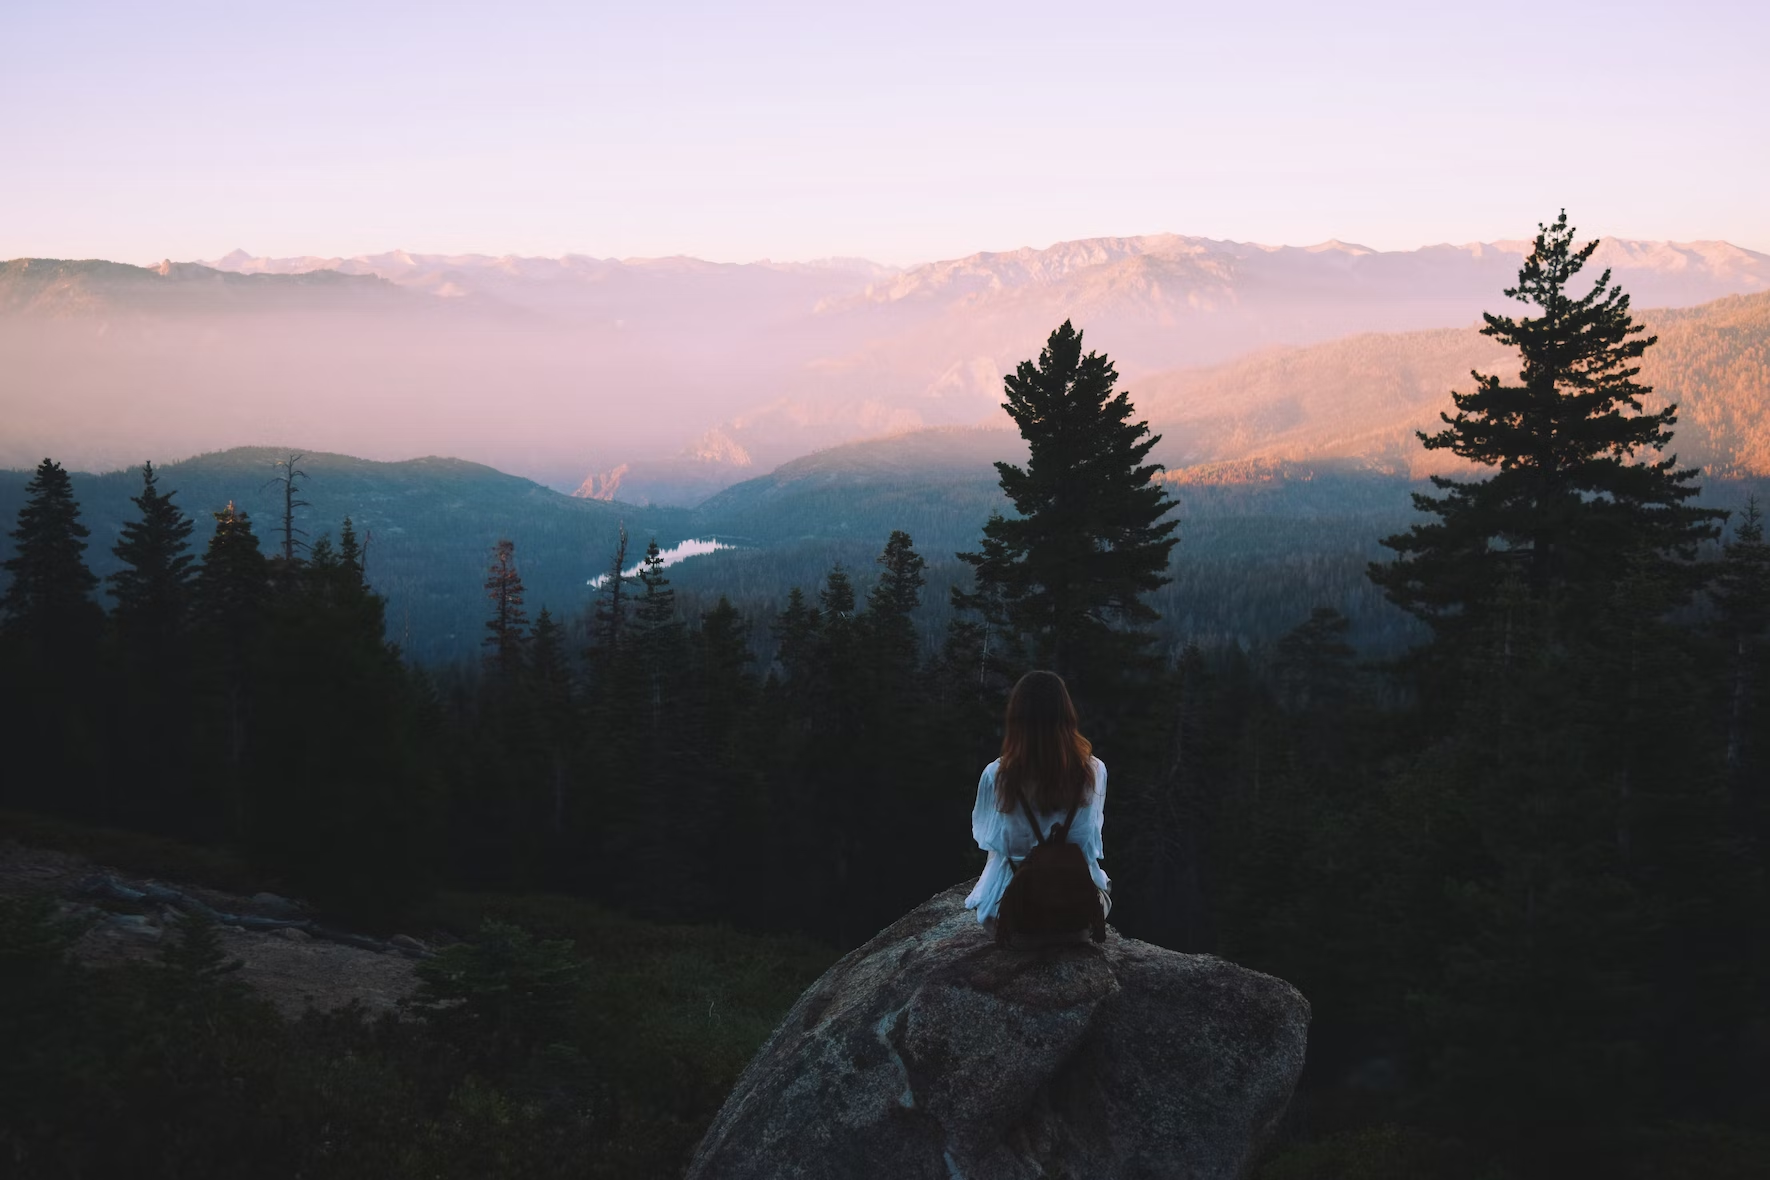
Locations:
3;0;1766;265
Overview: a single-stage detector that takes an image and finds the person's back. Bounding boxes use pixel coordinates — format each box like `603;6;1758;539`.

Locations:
963;671;1111;943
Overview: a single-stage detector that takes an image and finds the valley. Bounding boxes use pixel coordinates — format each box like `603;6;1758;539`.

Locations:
5;235;1765;502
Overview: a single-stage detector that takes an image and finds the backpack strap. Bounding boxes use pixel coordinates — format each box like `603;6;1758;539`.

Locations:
1016;786;1084;846
1017;790;1046;846
1003;785;1041;878
1056;794;1081;842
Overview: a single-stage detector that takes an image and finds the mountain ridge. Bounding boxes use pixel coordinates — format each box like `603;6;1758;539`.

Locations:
0;447;694;665
6;233;1768;500
710;287;1770;490
194;233;1770;298
0;258;405;316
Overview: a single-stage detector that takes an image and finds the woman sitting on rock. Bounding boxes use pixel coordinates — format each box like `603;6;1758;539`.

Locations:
965;670;1110;943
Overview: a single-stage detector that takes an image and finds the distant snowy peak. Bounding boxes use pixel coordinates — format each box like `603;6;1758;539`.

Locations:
194;236;1770;319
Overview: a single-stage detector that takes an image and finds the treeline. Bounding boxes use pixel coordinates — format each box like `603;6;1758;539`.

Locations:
0;459;435;921
0;445;1432;666
0;447;693;667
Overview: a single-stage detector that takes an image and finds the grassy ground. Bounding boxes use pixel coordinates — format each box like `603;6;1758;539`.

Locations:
414;889;838;1135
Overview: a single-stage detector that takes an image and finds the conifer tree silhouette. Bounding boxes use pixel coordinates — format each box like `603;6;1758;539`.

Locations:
109;461;196;647
1372;211;1724;638
955;321;1177;695
483;538;528;675
1;458;100;639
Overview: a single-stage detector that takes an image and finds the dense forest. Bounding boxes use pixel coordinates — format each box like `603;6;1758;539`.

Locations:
3;218;1769;1178
0;441;1445;664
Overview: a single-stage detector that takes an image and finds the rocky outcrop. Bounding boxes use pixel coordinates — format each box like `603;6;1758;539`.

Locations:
73;872;433;957
687;884;1309;1180
0;842;427;1017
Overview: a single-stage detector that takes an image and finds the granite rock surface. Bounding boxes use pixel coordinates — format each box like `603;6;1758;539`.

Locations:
687;882;1309;1180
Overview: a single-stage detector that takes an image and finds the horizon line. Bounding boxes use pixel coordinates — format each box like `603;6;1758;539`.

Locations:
8;229;1766;276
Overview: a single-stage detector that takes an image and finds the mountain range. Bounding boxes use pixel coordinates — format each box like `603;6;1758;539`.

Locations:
4;233;1765;502
694;285;1770;491
6;266;1767;669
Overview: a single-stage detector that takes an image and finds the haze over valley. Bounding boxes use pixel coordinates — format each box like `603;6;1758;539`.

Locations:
6;232;1767;504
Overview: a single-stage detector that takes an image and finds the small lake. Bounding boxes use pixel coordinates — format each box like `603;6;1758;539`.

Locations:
587;537;732;588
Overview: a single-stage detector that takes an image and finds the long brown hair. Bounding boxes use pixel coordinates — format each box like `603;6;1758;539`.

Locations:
995;671;1094;814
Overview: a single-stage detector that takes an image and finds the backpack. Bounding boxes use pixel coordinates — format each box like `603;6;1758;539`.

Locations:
995;788;1107;947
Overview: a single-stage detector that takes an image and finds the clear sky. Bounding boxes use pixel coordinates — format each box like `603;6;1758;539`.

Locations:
4;0;1766;266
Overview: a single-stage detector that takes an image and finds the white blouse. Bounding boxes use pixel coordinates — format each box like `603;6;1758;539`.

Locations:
963;756;1110;923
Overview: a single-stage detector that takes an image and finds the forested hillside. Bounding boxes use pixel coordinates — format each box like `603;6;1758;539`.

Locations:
1136;288;1770;477
0;449;693;664
1649;292;1770;476
0;443;1435;660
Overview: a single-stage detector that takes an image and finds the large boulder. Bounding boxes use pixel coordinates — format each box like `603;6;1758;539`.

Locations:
688;883;1309;1180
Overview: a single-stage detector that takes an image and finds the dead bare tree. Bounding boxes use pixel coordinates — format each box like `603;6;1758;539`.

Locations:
263;452;311;564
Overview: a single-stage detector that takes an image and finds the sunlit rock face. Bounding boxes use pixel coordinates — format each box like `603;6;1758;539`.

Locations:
686;883;1309;1180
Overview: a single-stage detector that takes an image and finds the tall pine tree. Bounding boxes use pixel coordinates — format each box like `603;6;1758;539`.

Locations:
1371;211;1724;640
771;587;821;686
191;503;271;652
1362;216;1745;1157
109;461;196;648
527;606;577;836
249;517;435;920
955;321;1178;699
631;537;685;739
1;458;101;640
590;525;631;668
189;502;271;839
697;596;754;758
0;458;104;814
632;538;678;634
483;538;529;677
108;461;199;831
862;531;928;726
869;531;926;615
339;516;368;585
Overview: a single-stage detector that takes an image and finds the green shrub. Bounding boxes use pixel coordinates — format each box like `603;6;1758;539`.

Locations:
405;919;586;1070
